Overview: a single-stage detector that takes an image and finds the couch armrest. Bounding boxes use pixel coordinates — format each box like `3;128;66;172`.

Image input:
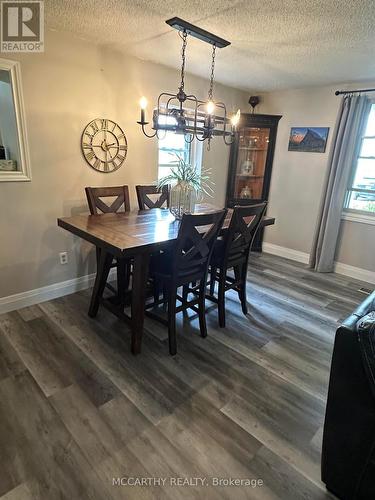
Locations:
352;290;375;319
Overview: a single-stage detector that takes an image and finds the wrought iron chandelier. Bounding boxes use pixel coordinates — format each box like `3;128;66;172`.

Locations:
137;17;240;148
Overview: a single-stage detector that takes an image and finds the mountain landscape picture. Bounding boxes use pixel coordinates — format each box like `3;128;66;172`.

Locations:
288;127;329;153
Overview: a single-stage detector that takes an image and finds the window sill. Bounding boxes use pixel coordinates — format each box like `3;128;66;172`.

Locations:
342;211;375;226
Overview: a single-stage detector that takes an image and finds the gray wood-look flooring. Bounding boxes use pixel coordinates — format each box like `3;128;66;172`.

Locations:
0;253;372;500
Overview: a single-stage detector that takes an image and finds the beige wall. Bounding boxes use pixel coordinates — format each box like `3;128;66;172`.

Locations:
0;30;248;298
259;83;375;273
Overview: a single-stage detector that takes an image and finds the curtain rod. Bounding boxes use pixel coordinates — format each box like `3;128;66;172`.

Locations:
335;88;375;96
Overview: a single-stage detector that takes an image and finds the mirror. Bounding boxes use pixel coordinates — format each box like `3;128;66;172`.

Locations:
0;59;31;181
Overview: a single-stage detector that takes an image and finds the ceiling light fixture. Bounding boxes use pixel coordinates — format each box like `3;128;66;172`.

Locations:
137;17;240;148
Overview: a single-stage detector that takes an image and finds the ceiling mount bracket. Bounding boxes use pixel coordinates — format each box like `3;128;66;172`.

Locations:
165;17;231;48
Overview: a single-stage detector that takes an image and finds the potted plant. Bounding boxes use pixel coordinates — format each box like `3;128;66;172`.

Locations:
158;154;214;219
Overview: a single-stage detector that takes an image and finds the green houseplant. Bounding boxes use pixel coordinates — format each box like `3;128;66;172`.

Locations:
158;154;214;219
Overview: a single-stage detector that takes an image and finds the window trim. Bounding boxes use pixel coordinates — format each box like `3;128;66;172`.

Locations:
342;209;375;226
342;99;375;220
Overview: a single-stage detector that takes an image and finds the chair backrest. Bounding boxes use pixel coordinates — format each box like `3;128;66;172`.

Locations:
172;210;227;280
223;203;267;265
136;185;169;210
85;186;130;215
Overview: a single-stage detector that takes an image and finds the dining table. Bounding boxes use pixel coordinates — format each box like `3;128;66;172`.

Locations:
57;204;275;354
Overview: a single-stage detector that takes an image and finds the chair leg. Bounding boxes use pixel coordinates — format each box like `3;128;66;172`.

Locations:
168;288;177;355
235;264;248;316
218;269;226;328
198;280;208;338
162;284;168;309
210;266;217;295
95;247;101;267
240;263;248;315
153;278;161;305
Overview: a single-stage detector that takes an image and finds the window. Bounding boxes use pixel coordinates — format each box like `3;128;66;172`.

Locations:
157;117;203;181
344;103;375;215
158;132;191;180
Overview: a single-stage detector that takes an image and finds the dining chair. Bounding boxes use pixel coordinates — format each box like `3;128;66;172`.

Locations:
146;209;227;355
208;203;267;327
85;185;130;214
136;185;169;210
85;185;131;302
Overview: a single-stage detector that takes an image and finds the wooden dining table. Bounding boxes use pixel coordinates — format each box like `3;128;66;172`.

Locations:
58;204;275;354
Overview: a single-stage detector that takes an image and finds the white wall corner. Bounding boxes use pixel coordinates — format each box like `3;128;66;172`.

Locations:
263;242;375;285
262;242;310;264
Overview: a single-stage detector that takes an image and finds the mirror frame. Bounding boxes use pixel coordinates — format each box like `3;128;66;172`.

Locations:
0;58;31;182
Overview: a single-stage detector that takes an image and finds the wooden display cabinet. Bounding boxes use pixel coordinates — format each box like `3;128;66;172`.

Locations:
226;113;282;251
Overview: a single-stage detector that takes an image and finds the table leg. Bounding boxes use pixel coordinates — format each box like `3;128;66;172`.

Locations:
131;252;150;354
88;250;113;318
116;258;127;305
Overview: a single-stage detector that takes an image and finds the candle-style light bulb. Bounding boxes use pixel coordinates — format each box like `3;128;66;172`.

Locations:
139;96;148;110
139;96;147;124
206;100;215;115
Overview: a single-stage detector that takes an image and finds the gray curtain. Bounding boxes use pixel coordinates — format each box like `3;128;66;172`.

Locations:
309;95;370;272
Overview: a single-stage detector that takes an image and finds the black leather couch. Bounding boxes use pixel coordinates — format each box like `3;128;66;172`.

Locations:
322;290;375;499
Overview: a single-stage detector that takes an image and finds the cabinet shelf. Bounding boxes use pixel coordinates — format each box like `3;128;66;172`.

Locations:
238;147;267;151
236;174;264;178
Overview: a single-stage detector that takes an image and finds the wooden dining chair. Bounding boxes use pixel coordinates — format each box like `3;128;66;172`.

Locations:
85;186;131;301
136;185;169;210
85;185;130;214
146;210;227;355
208;203;267;327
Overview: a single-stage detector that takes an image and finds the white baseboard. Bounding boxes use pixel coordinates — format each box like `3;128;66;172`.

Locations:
262;243;310;264
0;245;373;316
333;262;375;285
263;242;375;285
0;269;116;315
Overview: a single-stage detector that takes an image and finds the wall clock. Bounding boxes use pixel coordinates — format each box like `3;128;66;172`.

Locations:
81;118;128;172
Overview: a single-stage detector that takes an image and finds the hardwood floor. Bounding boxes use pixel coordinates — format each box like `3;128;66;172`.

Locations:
0;253;372;499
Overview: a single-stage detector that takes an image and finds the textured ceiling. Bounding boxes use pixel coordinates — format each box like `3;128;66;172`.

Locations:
46;0;375;91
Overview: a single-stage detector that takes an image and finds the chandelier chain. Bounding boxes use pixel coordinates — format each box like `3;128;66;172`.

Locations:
208;43;216;101
179;30;188;91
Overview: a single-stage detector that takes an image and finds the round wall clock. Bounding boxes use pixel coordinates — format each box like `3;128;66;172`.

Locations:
81;118;128;173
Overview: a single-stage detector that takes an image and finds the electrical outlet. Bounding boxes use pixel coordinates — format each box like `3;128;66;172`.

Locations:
59;252;68;265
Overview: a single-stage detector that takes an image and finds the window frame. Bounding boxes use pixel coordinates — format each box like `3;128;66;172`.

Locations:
343;100;375;221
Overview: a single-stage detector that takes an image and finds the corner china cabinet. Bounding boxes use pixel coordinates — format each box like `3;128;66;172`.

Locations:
226;113;282;251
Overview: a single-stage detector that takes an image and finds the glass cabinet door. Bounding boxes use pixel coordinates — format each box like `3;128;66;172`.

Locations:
234;126;270;201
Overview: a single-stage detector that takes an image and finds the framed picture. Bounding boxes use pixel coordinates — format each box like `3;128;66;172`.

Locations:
288;127;329;153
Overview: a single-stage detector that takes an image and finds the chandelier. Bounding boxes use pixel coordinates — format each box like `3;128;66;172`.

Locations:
137;17;240;147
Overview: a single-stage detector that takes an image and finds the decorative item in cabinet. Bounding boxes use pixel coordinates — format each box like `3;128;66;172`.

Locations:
239;185;252;198
240;150;254;175
226;113;282;251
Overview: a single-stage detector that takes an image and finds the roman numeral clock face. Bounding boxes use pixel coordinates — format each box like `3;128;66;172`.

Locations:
81;119;128;172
